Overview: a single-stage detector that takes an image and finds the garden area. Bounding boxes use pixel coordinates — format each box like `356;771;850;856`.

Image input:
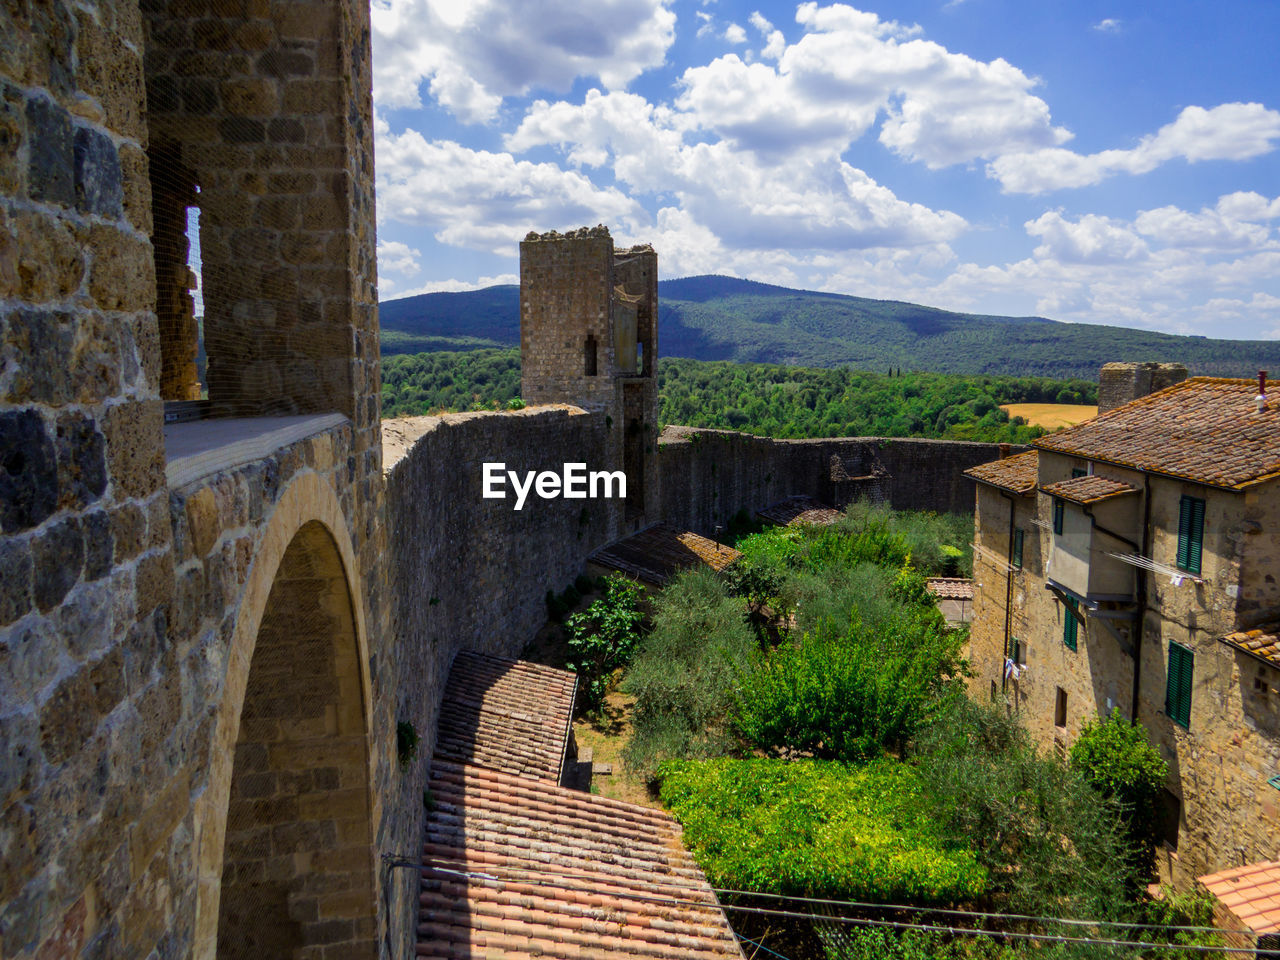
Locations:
531;503;1222;959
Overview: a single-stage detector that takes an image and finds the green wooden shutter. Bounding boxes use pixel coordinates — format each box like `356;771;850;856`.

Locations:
1063;599;1079;651
1166;642;1193;728
1177;496;1205;574
1053;499;1065;535
1012;528;1024;569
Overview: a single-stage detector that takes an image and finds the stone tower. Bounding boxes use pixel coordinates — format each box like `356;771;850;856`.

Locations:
520;226;660;526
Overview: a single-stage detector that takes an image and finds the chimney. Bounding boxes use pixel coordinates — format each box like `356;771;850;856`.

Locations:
1257;370;1268;413
1099;362;1188;413
998;443;1011;459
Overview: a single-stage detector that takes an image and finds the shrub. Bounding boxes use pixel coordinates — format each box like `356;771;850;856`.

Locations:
913;699;1136;920
1070;709;1168;876
731;590;965;762
565;574;645;712
657;758;987;903
622;569;755;778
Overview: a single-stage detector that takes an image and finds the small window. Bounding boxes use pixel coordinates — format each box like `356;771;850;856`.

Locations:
584;335;598;376
1011;637;1026;665
1166;641;1194;728
1054;687;1067;728
1062;597;1080;651
1157;789;1181;850
1012;527;1024;569
1052;498;1065;535
1176;495;1205;575
1072;467;1088;479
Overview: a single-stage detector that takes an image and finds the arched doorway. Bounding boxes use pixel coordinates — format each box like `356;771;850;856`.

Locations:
215;520;376;957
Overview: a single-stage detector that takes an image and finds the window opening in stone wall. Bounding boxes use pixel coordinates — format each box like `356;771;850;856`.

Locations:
151;141;205;418
1054;687;1067;728
585;335;598;376
636;341;644;375
1157;789;1181;850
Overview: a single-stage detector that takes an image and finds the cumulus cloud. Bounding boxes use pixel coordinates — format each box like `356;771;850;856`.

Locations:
672;4;1070;166
1025;212;1148;264
724;22;748;44
371;0;676;121
377;132;645;253
1093;18;1122;33
989;103;1280;193
377;240;422;275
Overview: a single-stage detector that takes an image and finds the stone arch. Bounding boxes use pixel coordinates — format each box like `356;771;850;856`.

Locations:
192;471;377;959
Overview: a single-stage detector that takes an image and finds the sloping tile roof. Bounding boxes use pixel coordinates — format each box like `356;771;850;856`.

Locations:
419;761;746;959
964;451;1038;495
590;524;741;587
1040;474;1139;504
435;651;578;783
1220;624;1280;669
757;496;842;527
927;578;974;600
1035;378;1280;490
1198;860;1280;934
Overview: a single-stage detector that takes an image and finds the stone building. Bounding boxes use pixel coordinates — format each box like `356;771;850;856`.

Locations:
0;0;394;953
967;368;1280;887
520;226;660;527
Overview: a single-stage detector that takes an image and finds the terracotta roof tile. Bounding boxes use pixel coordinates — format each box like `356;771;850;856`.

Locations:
1199;860;1280;934
964;451;1038;495
435;652;578;783
927;578;974;600
757;496;842;527
1220;624;1280;669
1035;378;1280;489
418;762;745;959
590;524;741;587
1040;474;1139;504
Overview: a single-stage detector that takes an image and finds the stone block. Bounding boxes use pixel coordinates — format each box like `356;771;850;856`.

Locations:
218;116;264;143
220;77;277;116
87;222;155;312
14;211;84;303
25;96;74;208
73;126;124;218
118;142;152;233
111;501;147;563
74;9;145;140
259;50;314;78
32;514;84;612
134;550;175;620
0;80;25;196
4;308;74;405
39;667;98;765
0;409;57;534
0;709;41;809
56;412;108;510
102;400;165;501
82;509;113;582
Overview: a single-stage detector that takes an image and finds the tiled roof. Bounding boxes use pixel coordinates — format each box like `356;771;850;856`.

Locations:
419;761;746;959
757;496;842;527
1040;474;1139;504
1035;378;1280;490
964;451;1038;495
590;524;741;587
1198;860;1280;934
435;652;578;783
927;578;974;601
1220;624;1280;669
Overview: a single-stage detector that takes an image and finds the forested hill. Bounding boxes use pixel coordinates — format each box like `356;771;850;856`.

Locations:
378;276;1279;379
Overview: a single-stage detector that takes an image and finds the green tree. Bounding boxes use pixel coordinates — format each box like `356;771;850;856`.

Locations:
565;574;645;712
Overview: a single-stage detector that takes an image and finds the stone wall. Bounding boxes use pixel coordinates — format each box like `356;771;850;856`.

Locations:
1098;362;1189;414
659;426;1019;534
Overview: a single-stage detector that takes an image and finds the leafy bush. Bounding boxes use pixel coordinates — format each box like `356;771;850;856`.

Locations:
913;699;1136;920
565;574;644;712
1070;709;1168;876
622;569;755;778
657;758;987;903
731;591;965;761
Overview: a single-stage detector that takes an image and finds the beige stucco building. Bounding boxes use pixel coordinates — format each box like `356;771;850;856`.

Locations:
967;372;1280;888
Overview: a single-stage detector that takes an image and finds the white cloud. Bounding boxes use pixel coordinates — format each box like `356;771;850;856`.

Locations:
989;103;1280;193
377;132;645;254
1025;211;1148;264
384;273;520;300
377;239;422;275
724;22;748;44
1093;18;1122;33
370;0;676;122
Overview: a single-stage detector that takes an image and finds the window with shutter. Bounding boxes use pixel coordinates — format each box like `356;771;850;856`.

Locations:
1053;498;1065;535
1166;641;1193;728
1012;528;1024;569
1063;598;1079;650
1176;496;1205;575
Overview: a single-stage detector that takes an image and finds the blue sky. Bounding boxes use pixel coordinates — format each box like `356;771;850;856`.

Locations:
369;0;1280;339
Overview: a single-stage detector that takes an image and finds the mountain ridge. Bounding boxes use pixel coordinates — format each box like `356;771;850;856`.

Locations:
378;275;1274;379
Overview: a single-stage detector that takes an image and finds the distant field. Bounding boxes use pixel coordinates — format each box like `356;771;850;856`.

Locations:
1000;403;1098;429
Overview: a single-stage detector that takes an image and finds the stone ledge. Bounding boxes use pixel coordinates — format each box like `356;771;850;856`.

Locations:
165;413;348;490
